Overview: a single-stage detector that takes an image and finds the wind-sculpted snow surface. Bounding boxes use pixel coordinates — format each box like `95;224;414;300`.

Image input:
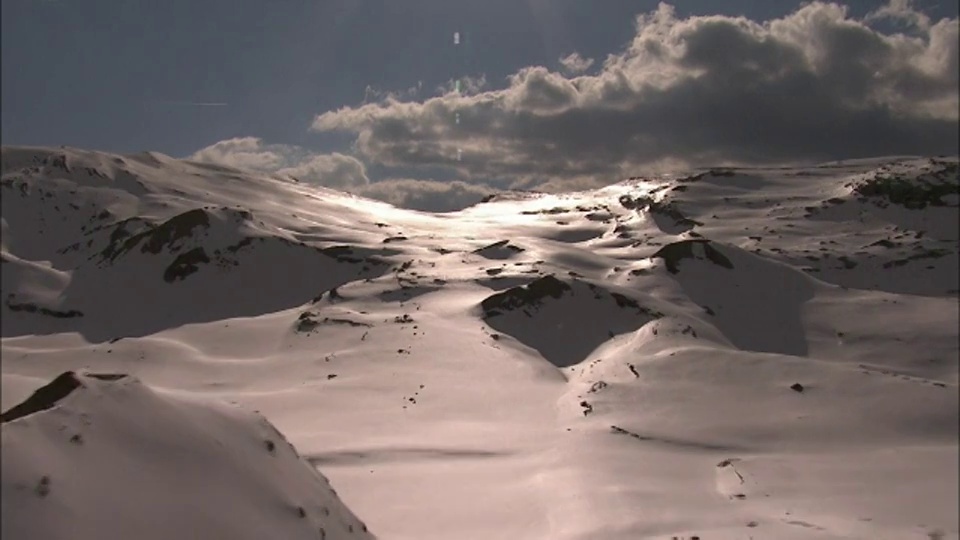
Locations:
1;146;958;540
1;372;375;540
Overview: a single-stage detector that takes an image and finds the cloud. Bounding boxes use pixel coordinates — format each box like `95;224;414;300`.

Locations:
865;0;932;31
188;137;369;189
275;154;368;190
438;74;489;96
189;137;286;170
362;81;423;104
559;52;595;74
355;178;495;213
187;137;496;212
310;2;959;189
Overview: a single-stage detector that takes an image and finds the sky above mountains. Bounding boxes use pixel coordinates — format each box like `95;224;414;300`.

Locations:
3;0;958;210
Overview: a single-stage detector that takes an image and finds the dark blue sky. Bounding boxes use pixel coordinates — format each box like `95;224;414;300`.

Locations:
5;0;952;159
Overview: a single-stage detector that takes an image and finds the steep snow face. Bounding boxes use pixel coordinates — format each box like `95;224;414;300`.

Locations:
1;147;958;540
1;372;375;540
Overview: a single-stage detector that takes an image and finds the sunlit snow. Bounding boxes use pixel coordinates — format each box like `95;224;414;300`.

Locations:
2;146;957;540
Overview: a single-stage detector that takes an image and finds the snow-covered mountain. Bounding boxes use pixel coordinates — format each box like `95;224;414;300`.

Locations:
2;145;958;540
2;371;373;540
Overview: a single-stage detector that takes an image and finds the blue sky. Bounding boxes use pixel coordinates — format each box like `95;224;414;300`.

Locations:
3;1;958;210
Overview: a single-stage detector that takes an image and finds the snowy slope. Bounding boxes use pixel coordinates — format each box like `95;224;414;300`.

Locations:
1;371;374;540
2;146;958;540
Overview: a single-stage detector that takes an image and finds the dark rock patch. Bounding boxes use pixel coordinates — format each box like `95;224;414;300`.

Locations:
675;168;736;183
473;240;525;259
295;311;370;333
318;245;366;264
125;208;211;256
88;373;127;381
5;296;84;319
850;164;959;210
163;247;210;283
651;240;734;274
521;207;569;215
96;218;154;262
481;275;571;318
295;312;321;333
620;194;703;230
868;239;898;249
35;476;51;498
610;425;744;452
224;237;255;254
0;371;111;422
836;255;858;269
882;248;951;269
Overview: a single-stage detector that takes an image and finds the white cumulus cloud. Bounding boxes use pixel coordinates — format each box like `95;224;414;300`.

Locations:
188;137;369;189
559;52;595;74
309;2;958;188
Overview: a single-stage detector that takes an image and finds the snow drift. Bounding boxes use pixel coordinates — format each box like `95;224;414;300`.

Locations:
1;371;374;540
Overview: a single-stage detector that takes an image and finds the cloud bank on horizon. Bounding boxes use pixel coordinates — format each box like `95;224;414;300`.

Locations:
190;1;959;211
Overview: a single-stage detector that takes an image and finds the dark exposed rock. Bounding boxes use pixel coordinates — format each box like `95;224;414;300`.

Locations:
480;275;571;317
521;207;569;215
868;239;897;249
619;194;703;229
88;373;127;381
618;195;640;209
98;218;153;262
295;312;320;333
851;165;959;209
675;169;735;183
650;240;734;274
5;297;84;319
322;318;370;327
1;372;85;422
580;401;593;416
588;381;608;393
319;245;365;263
0;372;123;423
882;248;951;268
35;476;51;498
224;237;255;254
474;240;524;257
131;209;210;255
163;247;210;283
837;255;858;269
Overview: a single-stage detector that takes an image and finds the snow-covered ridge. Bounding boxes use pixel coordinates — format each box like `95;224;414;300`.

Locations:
1;371;375;540
2;146;957;540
